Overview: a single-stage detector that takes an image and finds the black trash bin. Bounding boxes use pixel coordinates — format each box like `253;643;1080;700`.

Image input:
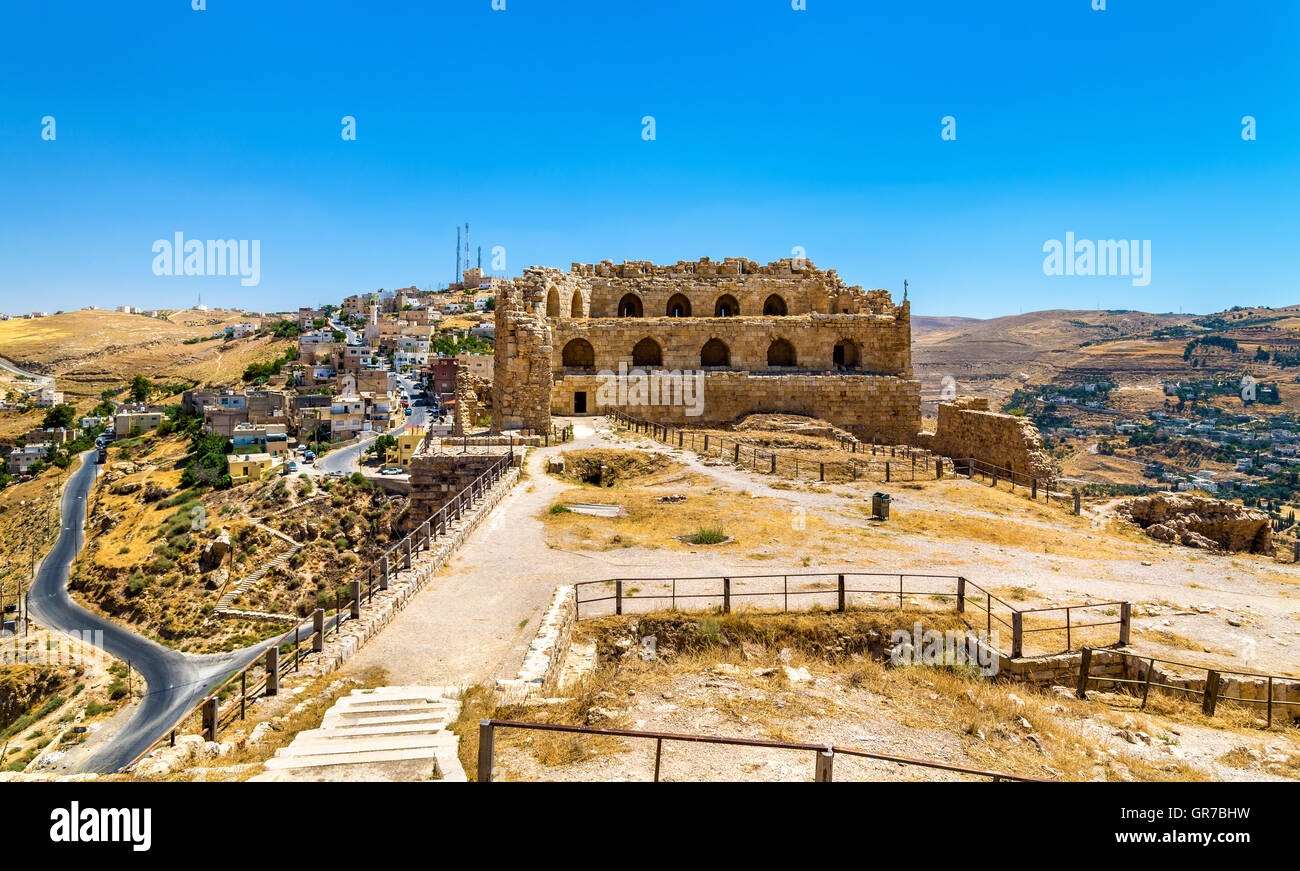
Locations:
872;492;891;521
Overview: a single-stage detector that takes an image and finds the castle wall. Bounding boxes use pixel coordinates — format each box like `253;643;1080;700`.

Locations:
923;397;1054;478
551;314;910;376
551;371;921;444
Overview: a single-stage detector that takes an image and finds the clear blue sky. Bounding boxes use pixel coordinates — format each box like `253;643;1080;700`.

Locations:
1;0;1296;318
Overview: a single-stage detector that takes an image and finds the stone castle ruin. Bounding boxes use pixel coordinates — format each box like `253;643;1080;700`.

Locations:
490;256;1049;476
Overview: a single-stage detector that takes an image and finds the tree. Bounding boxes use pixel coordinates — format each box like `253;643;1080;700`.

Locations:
129;374;153;403
42;403;76;429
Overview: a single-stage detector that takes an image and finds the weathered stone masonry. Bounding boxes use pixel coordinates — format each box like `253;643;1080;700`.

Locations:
492;257;921;443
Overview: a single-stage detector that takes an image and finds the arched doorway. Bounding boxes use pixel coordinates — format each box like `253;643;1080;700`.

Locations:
546;288;560;318
561;338;595;369
700;338;730;368
832;339;861;370
767;338;796;367
666;293;692;318
763;294;788;316
714;294;740;317
632;337;662;367
617;294;643;318
570;291;584;318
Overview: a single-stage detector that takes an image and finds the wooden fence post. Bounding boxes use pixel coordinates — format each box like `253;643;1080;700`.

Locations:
815;749;834;782
1202;670;1221;716
201;696;219;741
936;458;942;479
265;646;279;696
1011;611;1023;658
1076;647;1093;699
477;720;495;782
1073;490;1081;516
349;581;361;619
1118;602;1131;647
885;462;890;483
616;580;623;616
312;608;324;651
837;574;845;612
722;577;731;614
956;577;965;614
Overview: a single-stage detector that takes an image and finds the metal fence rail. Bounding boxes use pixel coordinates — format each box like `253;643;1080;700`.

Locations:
477;719;1048;782
1076;646;1296;727
610;409;943;483
574;571;1131;659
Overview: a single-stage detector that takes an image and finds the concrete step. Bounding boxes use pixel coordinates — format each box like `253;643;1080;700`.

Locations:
322;701;450;718
321;711;450;729
263;745;445;770
293;721;452;740
257;685;466;782
279;732;459;756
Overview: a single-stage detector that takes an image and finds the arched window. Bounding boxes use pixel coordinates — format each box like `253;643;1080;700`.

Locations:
714;294;739;317
700;338;730;368
546;288;560;318
570;290;584;318
832;339;861;370
666;293;692;318
767;338;796;368
561;339;595;369
632;337;662;367
763;294;788;316
617;293;643;318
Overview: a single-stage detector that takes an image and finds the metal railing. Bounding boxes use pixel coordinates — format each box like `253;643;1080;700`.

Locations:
1076;647;1297;728
955;457;1071;510
476;719;1047;782
574;571;1131;658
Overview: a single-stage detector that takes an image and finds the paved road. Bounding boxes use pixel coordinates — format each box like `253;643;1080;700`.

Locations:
313;432;376;476
27;450;313;772
0;355;53;386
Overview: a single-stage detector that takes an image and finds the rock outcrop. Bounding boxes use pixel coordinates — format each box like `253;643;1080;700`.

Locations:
1116;492;1273;553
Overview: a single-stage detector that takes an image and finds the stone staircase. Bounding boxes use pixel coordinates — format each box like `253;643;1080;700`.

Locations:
215;523;302;615
248;686;465;782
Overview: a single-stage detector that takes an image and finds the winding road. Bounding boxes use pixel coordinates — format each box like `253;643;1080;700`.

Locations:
27;450;313;772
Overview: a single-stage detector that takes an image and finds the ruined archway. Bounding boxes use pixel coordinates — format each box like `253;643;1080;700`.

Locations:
714;294;740;317
632;337;663;367
562;338;595;369
763;294;788;316
700;338;730;368
767;338;796;367
617;293;644;318
546;288;560;318
833;339;861;370
570;290;584;318
666;293;692;318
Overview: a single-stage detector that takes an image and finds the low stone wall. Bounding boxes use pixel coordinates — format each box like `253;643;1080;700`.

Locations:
1002;648;1300;720
407;453;503;530
552;371;921;444
496;586;577;700
921;397;1053;478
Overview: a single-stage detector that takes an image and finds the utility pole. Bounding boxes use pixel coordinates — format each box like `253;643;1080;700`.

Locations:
455;226;461;285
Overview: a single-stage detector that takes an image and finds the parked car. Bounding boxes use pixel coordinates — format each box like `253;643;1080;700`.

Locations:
288;461;298;472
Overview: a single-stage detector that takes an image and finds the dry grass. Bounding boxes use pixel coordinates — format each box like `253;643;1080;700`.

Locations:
542;485;824;554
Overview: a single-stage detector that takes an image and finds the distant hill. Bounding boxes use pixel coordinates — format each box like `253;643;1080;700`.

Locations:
0;309;292;403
